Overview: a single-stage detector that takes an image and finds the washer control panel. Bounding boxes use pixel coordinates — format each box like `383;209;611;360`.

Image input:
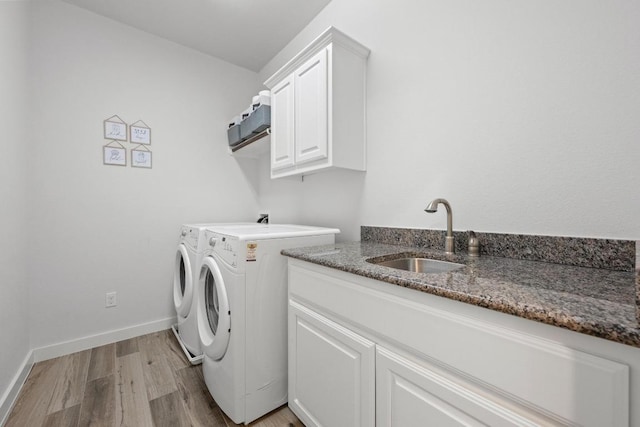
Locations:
205;231;238;268
180;226;199;250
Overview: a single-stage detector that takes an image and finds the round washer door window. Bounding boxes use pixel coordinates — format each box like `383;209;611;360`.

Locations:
173;244;193;317
197;256;231;361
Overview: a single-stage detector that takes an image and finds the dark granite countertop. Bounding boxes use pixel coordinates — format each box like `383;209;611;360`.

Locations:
282;241;640;348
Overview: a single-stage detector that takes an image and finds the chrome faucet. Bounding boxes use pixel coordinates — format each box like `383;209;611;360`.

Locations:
425;198;455;254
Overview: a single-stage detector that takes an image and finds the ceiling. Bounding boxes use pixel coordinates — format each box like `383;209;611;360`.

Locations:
61;0;332;72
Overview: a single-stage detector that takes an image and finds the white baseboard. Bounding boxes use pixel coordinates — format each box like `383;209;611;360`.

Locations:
32;316;176;363
0;350;34;427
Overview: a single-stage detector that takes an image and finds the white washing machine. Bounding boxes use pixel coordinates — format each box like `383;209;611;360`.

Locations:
196;224;339;424
173;222;254;364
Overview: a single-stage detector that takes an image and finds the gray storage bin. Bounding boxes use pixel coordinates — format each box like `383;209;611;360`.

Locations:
240;105;271;140
227;124;242;146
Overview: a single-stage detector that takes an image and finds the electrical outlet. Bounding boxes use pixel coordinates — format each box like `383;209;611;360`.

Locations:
106;292;117;308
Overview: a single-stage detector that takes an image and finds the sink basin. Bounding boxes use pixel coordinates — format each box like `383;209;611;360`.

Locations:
372;257;464;274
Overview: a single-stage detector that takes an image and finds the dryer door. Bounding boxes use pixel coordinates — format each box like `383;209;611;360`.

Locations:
197;256;231;361
173;244;193;317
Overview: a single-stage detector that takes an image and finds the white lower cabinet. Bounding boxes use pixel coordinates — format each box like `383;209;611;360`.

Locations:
287;259;635;427
288;300;375;427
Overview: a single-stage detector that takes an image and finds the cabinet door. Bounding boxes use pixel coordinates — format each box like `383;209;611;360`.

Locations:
294;48;328;165
376;346;551;427
271;74;295;171
289;300;375;427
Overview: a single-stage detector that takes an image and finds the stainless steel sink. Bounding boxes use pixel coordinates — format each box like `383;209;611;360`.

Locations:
372;257;464;273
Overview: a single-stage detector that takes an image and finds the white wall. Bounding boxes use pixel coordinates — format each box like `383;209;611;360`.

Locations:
0;0;31;407
258;0;640;242
27;1;263;349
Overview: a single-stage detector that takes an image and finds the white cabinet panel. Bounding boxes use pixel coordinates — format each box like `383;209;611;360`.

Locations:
270;75;295;171
294;48;328;166
288;300;375;427
376;346;552;427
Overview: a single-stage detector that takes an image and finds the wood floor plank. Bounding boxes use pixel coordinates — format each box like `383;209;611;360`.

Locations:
149;391;193;427
5;329;303;427
86;343;115;382
42;403;81;427
47;349;91;414
4;358;60;427
115;337;139;358
78;375;115;427
174;365;227;427
266;406;304;427
280;406;304;426
248;405;303;427
137;332;178;400
220;408;239;427
160;328;191;371
115;352;153;427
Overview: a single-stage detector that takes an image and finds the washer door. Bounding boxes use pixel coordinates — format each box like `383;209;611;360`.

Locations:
197;256;231;361
173;244;193;317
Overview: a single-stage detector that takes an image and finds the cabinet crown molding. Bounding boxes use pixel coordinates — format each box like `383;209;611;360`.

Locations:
264;26;370;89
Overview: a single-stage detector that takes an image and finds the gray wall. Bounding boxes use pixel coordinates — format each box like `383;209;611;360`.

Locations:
0;0;30;411
27;1;262;350
258;0;640;242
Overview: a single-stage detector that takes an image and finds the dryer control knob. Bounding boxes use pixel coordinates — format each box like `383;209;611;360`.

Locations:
209;237;217;247
181;229;187;237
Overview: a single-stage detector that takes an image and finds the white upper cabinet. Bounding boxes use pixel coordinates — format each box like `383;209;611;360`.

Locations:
264;27;370;179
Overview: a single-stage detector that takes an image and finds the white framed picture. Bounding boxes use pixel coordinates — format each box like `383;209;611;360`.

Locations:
103;145;126;166
103;115;128;141
130;123;151;144
131;149;152;168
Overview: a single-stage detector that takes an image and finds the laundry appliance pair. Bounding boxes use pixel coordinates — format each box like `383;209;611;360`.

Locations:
173;222;254;364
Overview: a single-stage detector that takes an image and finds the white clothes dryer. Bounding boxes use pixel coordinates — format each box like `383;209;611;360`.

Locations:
173;223;254;364
196;224;339;424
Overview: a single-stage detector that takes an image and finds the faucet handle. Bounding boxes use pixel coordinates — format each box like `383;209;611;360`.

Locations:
468;231;480;257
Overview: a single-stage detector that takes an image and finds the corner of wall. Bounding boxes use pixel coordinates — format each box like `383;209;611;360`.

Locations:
0;350;33;426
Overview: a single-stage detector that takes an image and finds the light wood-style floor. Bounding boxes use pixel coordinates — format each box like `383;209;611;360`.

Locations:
5;329;303;427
